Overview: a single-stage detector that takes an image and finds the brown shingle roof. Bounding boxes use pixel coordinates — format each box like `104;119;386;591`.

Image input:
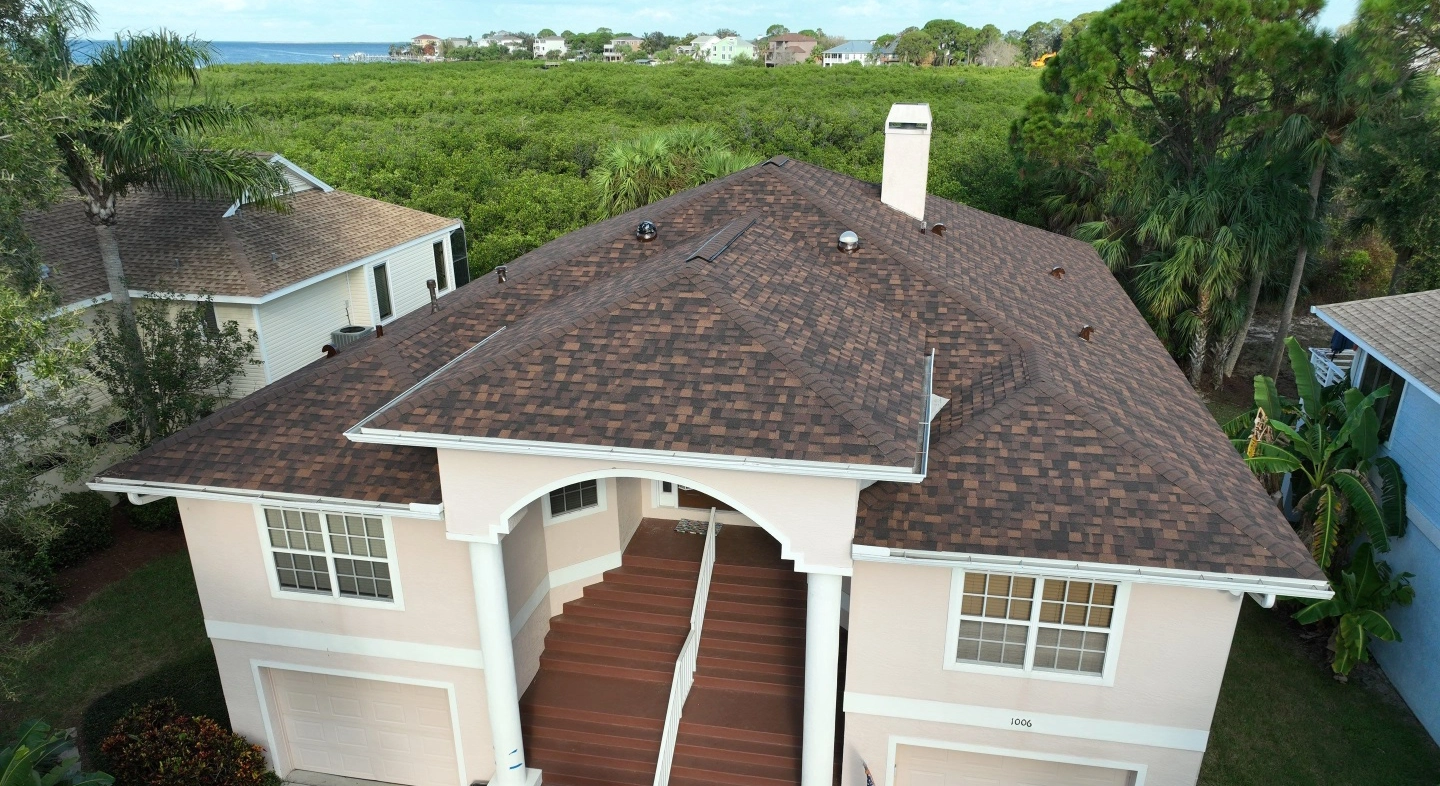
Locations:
98;158;1323;582
25;188;458;305
1314;289;1440;395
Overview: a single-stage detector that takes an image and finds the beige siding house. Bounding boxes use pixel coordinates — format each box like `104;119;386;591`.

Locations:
26;155;470;397
92;107;1330;786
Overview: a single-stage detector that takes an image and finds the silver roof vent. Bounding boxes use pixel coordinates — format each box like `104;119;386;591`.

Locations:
837;230;860;253
636;220;658;242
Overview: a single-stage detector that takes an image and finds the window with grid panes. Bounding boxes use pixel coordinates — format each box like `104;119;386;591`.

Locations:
954;572;1119;676
548;480;599;516
264;508;395;602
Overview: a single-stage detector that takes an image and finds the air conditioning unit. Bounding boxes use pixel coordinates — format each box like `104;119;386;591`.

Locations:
330;325;374;350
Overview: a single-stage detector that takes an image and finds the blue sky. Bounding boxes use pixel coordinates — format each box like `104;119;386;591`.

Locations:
89;0;1360;43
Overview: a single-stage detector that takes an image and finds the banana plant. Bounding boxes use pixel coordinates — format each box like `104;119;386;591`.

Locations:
1295;542;1414;675
0;720;113;786
1232;337;1407;573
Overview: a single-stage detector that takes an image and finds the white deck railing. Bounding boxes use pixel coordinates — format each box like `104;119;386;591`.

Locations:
653;508;718;786
1310;347;1354;388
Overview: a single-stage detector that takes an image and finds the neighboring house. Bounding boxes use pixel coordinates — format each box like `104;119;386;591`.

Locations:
1312;290;1440;743
411;34;440;55
482;32;526;53
765;33;817;66
603;36;645;62
675;33;717;58
444;37;472;50
26;154;470;399
531;36;566;58
823;39;876;66
696;34;758;64
91;104;1328;786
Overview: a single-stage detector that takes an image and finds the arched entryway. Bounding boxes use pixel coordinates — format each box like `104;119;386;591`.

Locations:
509;475;809;786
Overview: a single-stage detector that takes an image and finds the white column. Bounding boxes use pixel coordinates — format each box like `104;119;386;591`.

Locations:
802;572;843;786
469;541;528;786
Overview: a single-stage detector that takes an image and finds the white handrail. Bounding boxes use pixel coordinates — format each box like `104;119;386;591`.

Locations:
1309;347;1352;388
653;508;718;786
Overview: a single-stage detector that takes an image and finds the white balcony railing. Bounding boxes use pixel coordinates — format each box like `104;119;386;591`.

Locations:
1309;347;1355;388
653;508;718;786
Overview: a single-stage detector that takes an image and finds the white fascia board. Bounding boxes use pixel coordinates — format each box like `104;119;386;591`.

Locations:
1311;306;1440;406
347;427;928;483
87;477;444;520
268;153;334;192
851;544;1334;599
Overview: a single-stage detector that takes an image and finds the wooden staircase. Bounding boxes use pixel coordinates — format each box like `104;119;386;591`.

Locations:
520;526;700;786
670;548;808;785
519;520;808;786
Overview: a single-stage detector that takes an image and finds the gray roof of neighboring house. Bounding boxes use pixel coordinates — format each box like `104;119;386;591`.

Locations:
1314;289;1440;395
824;40;875;55
27;187;458;305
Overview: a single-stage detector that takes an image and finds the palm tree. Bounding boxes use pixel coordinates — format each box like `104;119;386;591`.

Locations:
1266;34;1385;379
592;127;758;218
23;16;287;441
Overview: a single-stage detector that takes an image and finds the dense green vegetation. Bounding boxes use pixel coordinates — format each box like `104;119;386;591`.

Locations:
201;61;1043;272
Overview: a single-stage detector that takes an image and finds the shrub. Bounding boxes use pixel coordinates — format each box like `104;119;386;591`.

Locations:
101;699;272;786
1;719;113;786
48;491;114;570
127;497;180;531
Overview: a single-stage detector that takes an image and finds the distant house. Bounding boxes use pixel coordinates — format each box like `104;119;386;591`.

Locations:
444;37;473;50
765;33;817;66
411;34;440;55
532;36;567;58
696;35;757;64
25;154;471;399
822;39;875;66
482;31;526;53
1312;290;1440;744
675;34;716;57
603;36;645;62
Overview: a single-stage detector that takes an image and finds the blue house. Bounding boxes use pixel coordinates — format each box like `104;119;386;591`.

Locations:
1313;289;1440;742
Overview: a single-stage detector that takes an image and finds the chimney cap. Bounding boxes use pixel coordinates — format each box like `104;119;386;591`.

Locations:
885;102;932;133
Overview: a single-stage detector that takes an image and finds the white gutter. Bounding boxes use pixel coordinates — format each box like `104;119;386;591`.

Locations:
1312;306;1440;406
851;544;1333;599
52;222;462;315
88;477;445;521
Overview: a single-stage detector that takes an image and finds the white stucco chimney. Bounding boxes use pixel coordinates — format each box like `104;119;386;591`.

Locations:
880;103;933;221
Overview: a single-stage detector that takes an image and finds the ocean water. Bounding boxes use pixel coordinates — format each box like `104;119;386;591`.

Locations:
77;40;398;64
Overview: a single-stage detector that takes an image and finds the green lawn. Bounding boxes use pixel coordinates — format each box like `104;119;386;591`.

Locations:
5;540;1438;782
0;552;218;761
1200;602;1440;785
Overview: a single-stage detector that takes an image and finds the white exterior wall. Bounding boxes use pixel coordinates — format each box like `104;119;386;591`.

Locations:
253;229;456;382
214;302;268;396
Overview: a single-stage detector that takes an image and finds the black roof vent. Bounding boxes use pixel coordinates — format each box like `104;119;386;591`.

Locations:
838;230;860;253
636;220;658;242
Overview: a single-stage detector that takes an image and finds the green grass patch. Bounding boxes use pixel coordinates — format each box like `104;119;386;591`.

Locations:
0;552;212;737
1200;602;1440;785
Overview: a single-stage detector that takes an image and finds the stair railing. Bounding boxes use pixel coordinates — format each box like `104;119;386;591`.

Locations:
653;507;718;786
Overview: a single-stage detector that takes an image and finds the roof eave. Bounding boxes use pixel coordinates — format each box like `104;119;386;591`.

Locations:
1312;305;1440;404
346;426;927;483
851;544;1333;599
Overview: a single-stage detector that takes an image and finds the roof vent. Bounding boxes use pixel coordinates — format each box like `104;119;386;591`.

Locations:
330;325;374;350
636;220;658;242
1078;324;1094;342
931;223;945;236
1050;266;1066;279
838;230;860;253
496;265;508;283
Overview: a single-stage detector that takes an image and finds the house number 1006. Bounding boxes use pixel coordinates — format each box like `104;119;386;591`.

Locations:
1011;718;1033;728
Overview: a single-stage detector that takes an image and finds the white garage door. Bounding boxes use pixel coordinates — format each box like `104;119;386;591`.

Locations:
895;744;1133;786
269;669;458;786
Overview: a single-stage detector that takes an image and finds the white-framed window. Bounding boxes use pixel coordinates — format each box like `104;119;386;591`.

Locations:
256;506;404;609
372;263;394;321
944;570;1128;685
541;479;608;525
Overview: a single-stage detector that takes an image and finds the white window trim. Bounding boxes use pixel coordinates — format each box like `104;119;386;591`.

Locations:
943;568;1129;686
541;478;609;526
651;479;678;509
432;238;452;294
253;505;406;610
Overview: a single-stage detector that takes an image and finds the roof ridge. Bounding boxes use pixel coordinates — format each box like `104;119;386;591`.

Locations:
689;272;919;468
216;218;264;295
